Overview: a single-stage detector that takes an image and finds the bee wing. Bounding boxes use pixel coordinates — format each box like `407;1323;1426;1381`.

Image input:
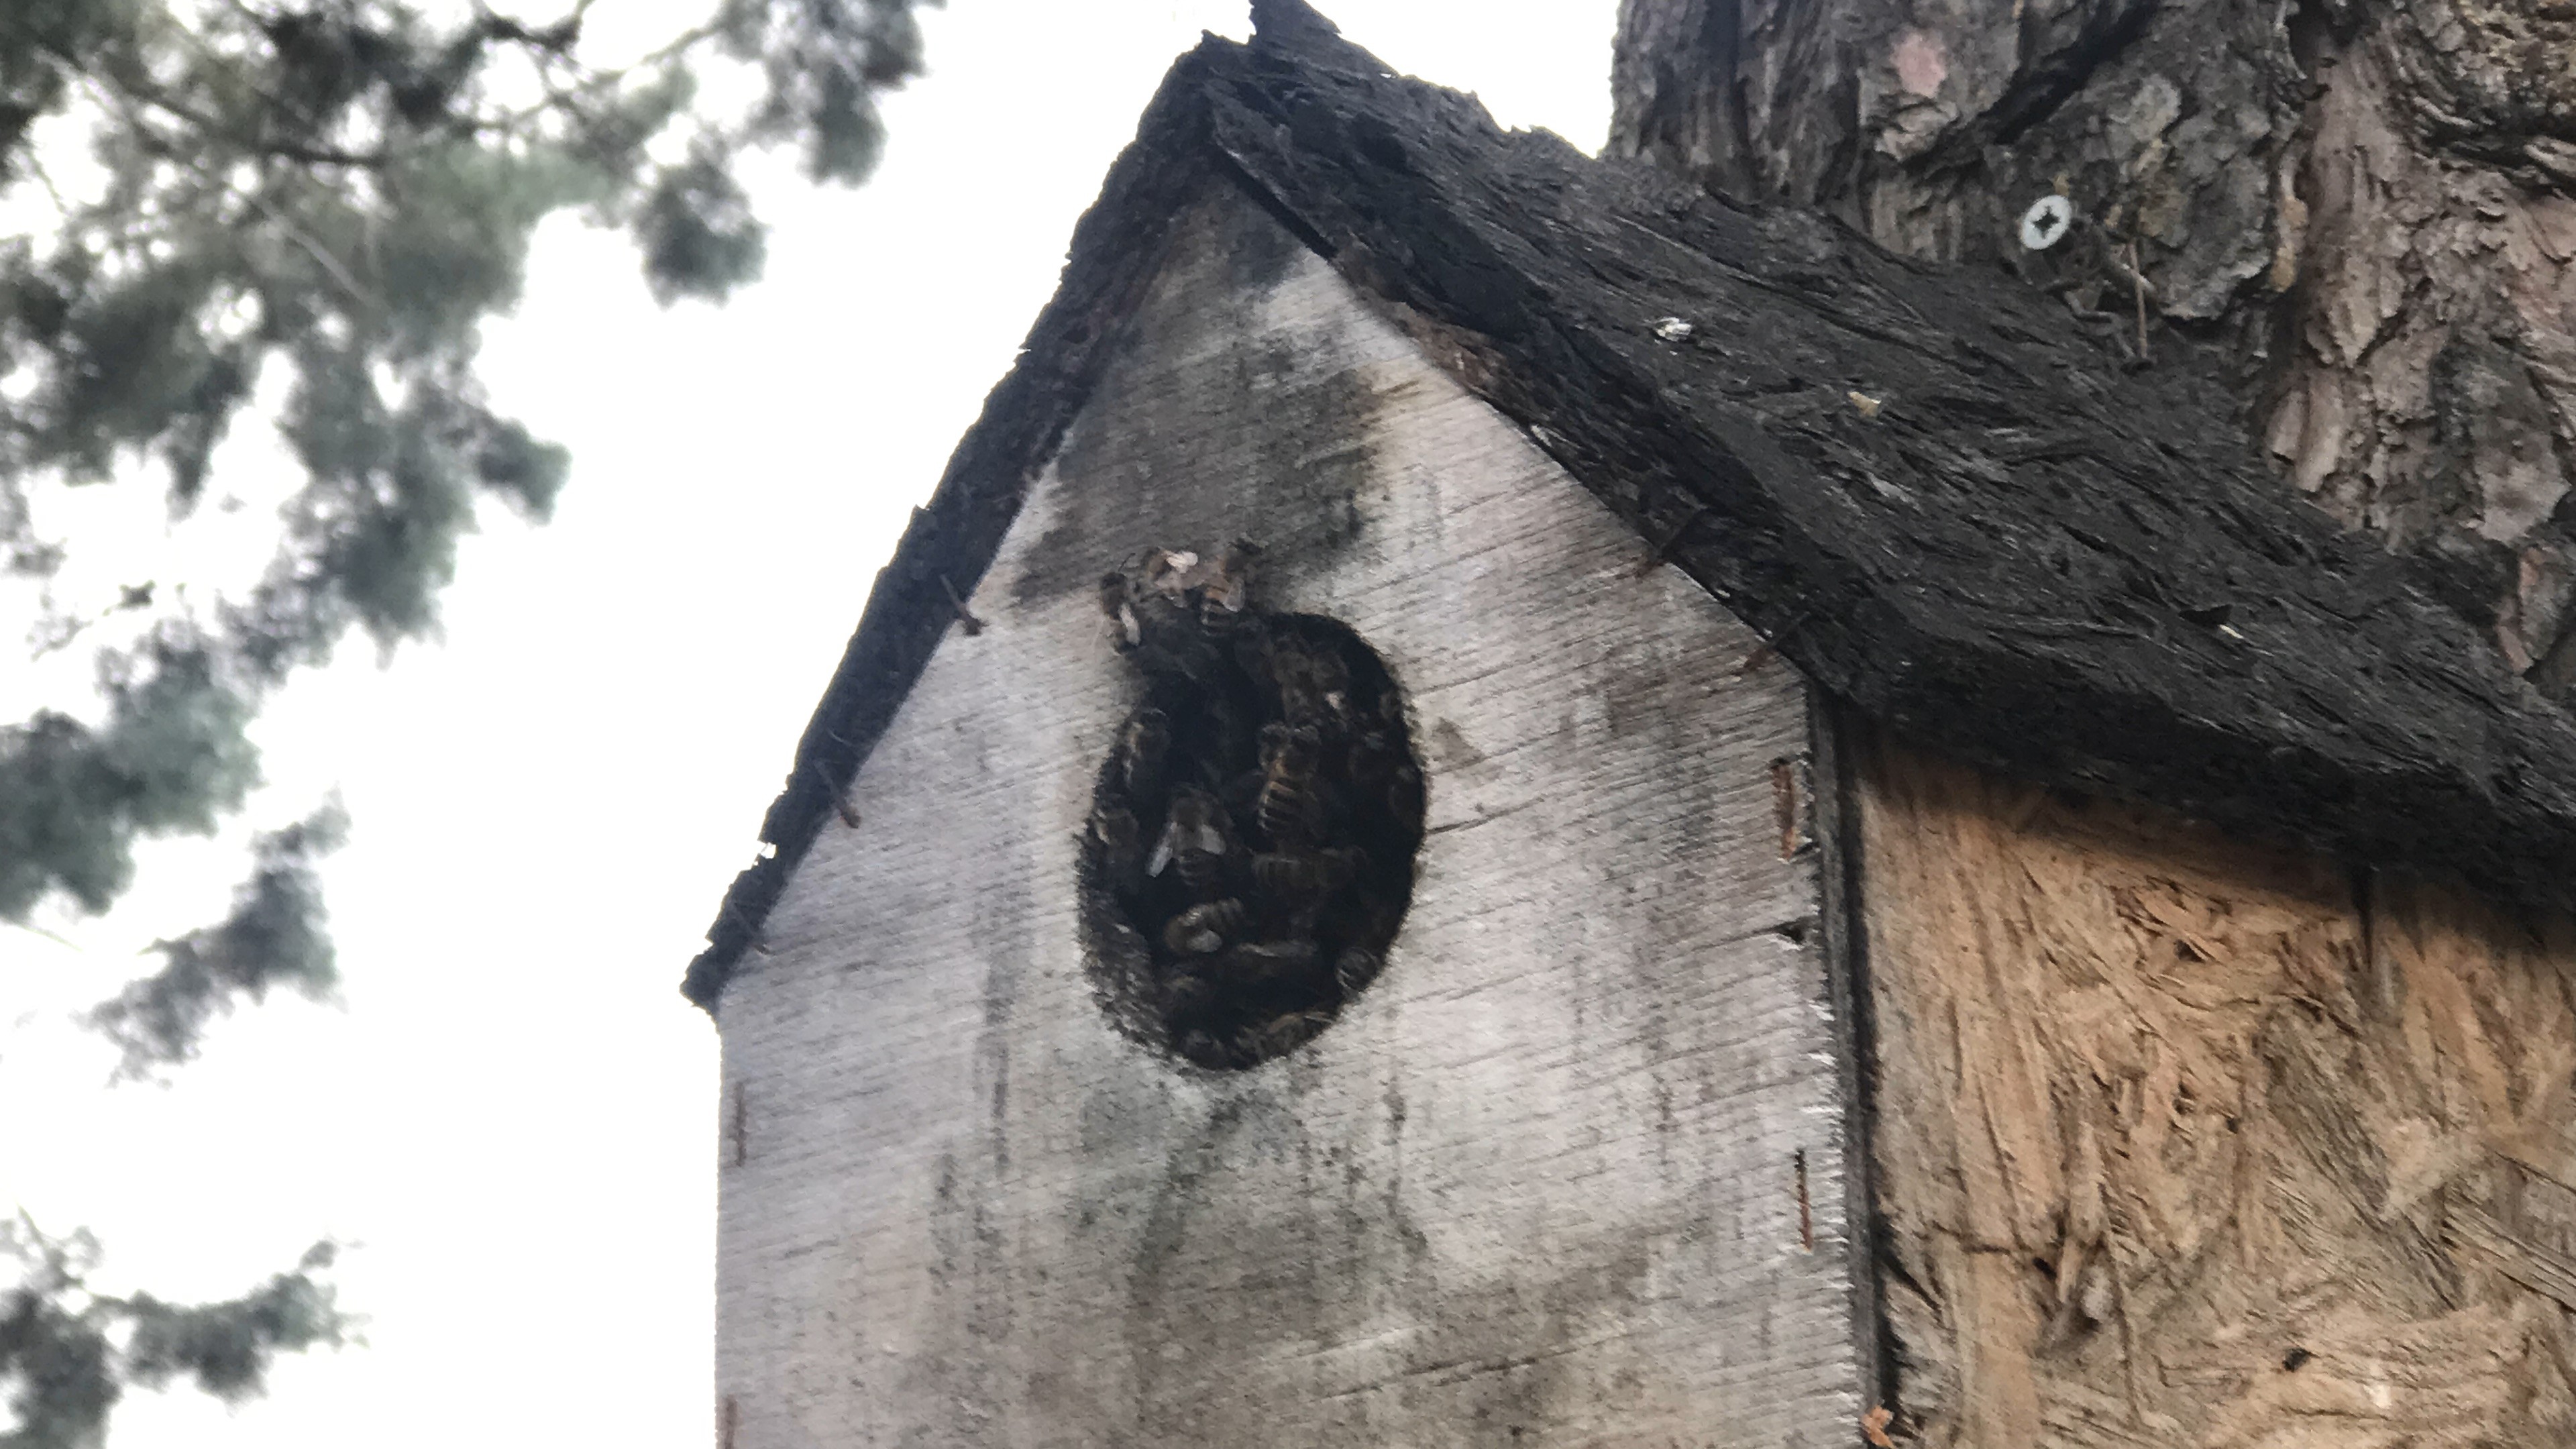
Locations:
1118;603;1142;646
1146;822;1178;877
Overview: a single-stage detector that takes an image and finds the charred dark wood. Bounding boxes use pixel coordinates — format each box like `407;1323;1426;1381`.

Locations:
686;5;2576;1010
1208;8;2576;921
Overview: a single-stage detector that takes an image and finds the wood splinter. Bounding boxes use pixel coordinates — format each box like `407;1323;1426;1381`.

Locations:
938;574;985;636
2127;239;2152;364
1793;1147;1814;1251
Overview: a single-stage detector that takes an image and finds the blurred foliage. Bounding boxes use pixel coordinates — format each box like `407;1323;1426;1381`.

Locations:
0;1222;347;1448
0;0;932;922
86;799;346;1078
0;0;932;1436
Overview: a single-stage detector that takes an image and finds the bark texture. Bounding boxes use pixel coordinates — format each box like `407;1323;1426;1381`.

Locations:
1613;0;2576;688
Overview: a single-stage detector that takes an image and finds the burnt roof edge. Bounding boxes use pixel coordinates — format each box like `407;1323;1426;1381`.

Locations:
686;19;2576;1012
679;50;1238;1009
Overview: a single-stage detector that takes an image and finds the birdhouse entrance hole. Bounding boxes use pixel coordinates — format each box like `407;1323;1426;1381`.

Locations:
1080;547;1424;1071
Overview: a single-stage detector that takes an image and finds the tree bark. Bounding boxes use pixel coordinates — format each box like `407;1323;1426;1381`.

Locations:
1613;0;2576;692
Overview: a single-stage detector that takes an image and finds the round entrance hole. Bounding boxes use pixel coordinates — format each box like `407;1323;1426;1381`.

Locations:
1079;546;1424;1071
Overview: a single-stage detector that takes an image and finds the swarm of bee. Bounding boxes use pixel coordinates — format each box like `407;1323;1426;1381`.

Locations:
1080;543;1425;1071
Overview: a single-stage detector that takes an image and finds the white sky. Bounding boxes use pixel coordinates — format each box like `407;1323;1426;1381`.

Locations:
0;3;1615;1443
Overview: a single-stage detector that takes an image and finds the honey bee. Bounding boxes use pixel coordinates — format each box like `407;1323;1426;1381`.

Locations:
1104;551;1222;681
1116;707;1171;802
1140;547;1195;592
1089;801;1144;892
1348;725;1400;792
1224;936;1321;988
1252;840;1350;897
1148;784;1235;898
1240;1008;1336;1061
1197;693;1255;796
1163;898;1248;955
1177;1027;1234;1070
1198;539;1261;637
1333;945;1383;998
1161;972;1218;1028
1097;570;1131;629
1257;722;1328;849
1269;640;1326;729
1302;642;1354;735
1385;761;1426;837
1250;846;1359;914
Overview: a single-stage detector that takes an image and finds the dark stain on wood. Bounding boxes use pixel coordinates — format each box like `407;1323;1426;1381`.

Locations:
1794;1147;1815;1252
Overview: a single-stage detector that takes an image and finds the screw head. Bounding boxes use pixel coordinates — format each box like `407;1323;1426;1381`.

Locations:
2019;194;2074;251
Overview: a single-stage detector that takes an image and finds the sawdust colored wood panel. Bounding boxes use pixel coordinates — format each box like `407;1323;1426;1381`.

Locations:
1850;727;2576;1448
713;186;1862;1449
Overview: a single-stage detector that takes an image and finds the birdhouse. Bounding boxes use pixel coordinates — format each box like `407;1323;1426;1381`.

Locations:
688;7;2576;1445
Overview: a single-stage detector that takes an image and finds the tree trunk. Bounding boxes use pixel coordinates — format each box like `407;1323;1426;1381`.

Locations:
1612;0;2576;692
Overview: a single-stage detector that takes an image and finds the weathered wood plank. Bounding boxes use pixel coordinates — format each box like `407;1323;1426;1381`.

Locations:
716;191;1864;1447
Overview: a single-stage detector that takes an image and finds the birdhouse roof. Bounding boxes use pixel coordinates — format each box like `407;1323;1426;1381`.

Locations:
684;0;2576;1008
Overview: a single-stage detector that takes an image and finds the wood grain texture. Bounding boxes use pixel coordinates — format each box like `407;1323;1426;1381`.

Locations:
714;191;1862;1448
1854;725;2576;1448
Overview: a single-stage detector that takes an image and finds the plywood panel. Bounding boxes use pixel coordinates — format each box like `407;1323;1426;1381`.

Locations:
712;188;1863;1447
1854;727;2576;1448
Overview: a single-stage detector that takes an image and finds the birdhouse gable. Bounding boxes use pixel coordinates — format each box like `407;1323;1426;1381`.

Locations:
714;178;1867;1445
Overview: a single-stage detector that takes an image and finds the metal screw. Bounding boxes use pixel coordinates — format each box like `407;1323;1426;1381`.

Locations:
2019;194;2074;251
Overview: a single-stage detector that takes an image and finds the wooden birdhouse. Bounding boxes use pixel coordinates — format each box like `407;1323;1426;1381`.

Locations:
688;7;2576;1445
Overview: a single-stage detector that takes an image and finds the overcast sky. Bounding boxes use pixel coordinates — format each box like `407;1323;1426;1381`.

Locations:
0;3;1614;1443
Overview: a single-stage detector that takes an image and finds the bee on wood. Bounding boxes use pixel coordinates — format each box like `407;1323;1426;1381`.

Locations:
1197;692;1256;796
1269;639;1326;729
1250;846;1358;913
1163;898;1249;955
1177;1027;1234;1070
1227;611;1277;688
1348;725;1401;793
1334;945;1383;998
1224;936;1321;989
1257;722;1329;850
1240;1009;1336;1062
1161;971;1218;1028
1148;784;1235;899
1385;761;1426;838
1102;551;1222;682
1302;641;1354;736
1198;539;1261;639
1116;707;1171;802
1089;801;1144;894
